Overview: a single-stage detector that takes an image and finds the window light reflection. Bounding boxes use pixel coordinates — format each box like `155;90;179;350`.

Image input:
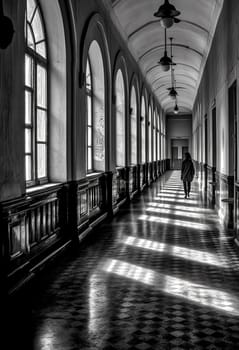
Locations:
156;192;183;197
155;196;196;204
147;202;212;213
89;273;108;340
160;189;196;195
103;259;239;316
161;185;183;187
160;189;185;193
162;189;185;192
146;207;217;222
39;327;55;349
138;214;211;230
123;236;225;267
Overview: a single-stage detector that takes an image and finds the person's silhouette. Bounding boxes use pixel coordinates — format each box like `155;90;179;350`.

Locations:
181;152;195;198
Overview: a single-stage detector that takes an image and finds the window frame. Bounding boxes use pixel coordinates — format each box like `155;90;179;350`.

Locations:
130;86;137;165
148;104;152;162
25;0;49;187
86;57;94;173
140;95;146;164
115;68;126;167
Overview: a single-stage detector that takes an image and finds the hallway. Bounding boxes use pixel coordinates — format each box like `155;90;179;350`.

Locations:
11;171;239;350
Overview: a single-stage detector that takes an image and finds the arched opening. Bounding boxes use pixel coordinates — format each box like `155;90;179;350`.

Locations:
130;86;137;165
25;0;68;187
141;95;146;163
86;40;105;172
153;110;157;162
115;69;126;167
148;103;152;162
157;111;160;161
25;0;48;186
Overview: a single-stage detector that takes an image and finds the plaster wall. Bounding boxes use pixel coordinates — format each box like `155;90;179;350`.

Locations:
0;0;25;201
166;117;192;159
193;0;239;178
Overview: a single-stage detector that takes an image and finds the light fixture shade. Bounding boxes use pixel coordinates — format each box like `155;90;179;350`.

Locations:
0;15;14;49
160;17;174;28
161;63;170;72
154;0;181;28
174;104;179;114
158;51;172;71
168;87;178;98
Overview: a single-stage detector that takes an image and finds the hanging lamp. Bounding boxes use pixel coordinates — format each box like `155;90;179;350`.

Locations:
174;103;179;114
154;0;181;28
168;73;178;98
168;37;177;99
0;0;14;49
158;28;172;72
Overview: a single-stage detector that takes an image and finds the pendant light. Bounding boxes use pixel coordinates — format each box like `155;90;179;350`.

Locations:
154;0;181;29
158;28;172;72
168;37;177;99
174;103;179;114
0;0;14;49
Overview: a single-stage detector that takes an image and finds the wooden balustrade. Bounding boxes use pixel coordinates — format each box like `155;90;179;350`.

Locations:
0;163;167;294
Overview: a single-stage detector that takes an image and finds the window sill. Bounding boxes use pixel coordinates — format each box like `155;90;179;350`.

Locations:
86;172;103;178
26;182;62;195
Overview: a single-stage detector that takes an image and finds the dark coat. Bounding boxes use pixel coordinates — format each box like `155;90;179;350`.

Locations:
181;159;195;182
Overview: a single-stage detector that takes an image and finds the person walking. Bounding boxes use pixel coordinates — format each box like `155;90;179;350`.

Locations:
181;152;195;198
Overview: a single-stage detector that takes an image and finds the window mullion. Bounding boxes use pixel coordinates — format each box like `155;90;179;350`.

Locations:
33;55;37;183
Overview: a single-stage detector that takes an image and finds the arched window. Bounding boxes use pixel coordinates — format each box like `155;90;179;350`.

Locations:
86;58;93;171
86;41;105;172
141;96;146;163
25;0;48;186
157;111;160;161
115;70;125;167
153;110;157;161
148;104;152;162
130;86;137;165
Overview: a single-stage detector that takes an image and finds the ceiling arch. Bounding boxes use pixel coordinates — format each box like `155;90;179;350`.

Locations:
106;0;224;114
128;19;209;41
146;62;199;75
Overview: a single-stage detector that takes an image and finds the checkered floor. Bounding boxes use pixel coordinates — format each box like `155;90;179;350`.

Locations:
9;171;239;349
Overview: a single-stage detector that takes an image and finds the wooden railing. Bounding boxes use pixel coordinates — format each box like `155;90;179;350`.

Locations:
1;163;167;294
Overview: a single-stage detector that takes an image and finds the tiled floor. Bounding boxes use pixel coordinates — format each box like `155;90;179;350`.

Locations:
9;171;239;349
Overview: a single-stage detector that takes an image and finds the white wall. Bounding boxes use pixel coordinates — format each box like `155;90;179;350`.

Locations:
166;115;192;159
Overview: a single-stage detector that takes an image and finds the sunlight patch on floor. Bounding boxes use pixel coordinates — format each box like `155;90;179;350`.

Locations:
156;192;184;198
138;214;211;230
154;196;196;204
102;259;239;316
89;274;108;340
147;202;213;213
145;207;217;222
160;189;197;195
123;236;225;267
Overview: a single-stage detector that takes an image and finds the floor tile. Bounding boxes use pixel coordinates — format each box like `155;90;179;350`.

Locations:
8;171;239;350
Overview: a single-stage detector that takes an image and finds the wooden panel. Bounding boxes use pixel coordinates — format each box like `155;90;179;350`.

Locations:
2;186;63;269
140;164;145;188
115;168;127;202
8;213;28;259
112;172;118;205
79;190;88;219
148;162;153;183
129;166;137;194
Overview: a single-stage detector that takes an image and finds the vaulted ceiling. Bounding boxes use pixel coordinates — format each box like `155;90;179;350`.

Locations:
105;0;224;114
